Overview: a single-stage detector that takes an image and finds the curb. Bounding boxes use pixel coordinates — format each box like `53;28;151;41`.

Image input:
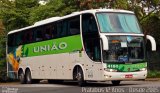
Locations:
145;78;160;81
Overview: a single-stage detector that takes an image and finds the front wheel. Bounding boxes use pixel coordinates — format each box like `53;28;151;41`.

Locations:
111;80;121;86
76;68;86;87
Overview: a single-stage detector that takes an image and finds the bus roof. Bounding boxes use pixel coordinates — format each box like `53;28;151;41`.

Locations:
8;9;134;35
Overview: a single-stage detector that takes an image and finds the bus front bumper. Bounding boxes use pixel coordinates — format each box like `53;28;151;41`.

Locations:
103;70;147;81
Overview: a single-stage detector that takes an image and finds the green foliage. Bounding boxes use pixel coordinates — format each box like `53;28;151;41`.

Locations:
15;0;39;9
147;70;160;78
134;6;145;20
141;13;160;46
0;35;6;58
114;0;129;9
29;0;64;24
0;20;5;64
29;0;79;24
0;21;6;81
0;0;39;31
151;0;160;9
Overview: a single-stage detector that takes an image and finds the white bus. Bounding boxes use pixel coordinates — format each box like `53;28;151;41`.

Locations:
7;9;156;86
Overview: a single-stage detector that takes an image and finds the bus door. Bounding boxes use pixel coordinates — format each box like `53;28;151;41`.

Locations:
82;14;103;80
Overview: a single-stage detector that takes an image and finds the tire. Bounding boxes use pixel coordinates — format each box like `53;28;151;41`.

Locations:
75;67;86;87
111;80;121;86
19;71;26;84
25;70;32;84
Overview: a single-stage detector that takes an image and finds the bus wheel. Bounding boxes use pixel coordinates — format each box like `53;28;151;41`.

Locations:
18;71;25;84
111;80;121;86
76;68;86;87
25;70;32;84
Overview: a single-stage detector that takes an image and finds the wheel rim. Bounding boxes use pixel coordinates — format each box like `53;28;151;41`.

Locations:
19;74;23;81
76;72;82;81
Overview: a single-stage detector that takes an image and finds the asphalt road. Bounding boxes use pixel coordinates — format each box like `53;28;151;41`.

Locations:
1;80;160;93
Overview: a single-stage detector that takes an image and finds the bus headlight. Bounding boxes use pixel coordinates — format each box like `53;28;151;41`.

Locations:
104;68;117;72
140;68;147;71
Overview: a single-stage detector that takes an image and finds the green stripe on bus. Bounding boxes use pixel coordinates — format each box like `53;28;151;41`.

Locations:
106;62;147;72
22;35;82;57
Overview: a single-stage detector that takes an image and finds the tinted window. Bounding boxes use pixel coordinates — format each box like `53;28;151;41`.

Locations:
8;34;15;47
82;14;101;62
35;27;44;42
69;16;80;35
25;30;34;43
57;21;63;37
16;33;22;45
56;15;80;37
82;14;98;33
44;24;55;40
8;15;81;46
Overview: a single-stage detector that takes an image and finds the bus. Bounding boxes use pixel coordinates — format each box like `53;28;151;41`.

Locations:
7;9;156;86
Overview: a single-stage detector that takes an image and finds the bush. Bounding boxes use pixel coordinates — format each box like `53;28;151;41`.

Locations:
147;70;160;78
0;68;7;82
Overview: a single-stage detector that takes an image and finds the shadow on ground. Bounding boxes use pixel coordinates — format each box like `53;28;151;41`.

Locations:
39;80;140;87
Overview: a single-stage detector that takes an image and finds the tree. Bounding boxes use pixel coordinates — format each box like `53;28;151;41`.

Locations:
0;20;5;35
0;20;6;81
0;20;5;59
29;0;79;24
0;0;39;31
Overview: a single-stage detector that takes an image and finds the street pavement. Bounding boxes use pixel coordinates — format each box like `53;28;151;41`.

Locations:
0;80;160;93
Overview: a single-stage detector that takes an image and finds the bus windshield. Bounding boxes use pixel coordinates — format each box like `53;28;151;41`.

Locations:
103;36;145;63
96;13;142;33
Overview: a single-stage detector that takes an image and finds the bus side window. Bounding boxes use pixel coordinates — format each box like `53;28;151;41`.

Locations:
8;34;15;47
62;20;69;37
69;16;80;35
22;32;27;44
57;21;62;38
24;30;33;44
44;25;52;40
15;32;22;46
57;20;69;37
52;23;57;38
35;28;44;41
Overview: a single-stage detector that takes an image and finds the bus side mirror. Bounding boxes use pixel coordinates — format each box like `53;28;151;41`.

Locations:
100;35;109;50
146;35;156;51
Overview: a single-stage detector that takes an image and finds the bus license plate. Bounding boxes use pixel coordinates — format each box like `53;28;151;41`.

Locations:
125;74;133;78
